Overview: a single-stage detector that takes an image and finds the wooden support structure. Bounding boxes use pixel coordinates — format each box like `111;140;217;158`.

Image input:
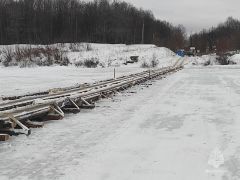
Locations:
0;66;183;137
62;98;80;114
80;98;95;109
7;114;31;136
101;93;108;98
24;120;44;128
47;104;64;120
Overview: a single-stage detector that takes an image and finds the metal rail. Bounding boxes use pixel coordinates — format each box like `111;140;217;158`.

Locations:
0;65;183;135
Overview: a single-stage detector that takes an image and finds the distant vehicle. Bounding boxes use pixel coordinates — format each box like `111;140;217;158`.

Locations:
185;47;197;56
191;47;197;55
130;56;139;62
176;49;185;57
176;47;199;57
124;56;139;65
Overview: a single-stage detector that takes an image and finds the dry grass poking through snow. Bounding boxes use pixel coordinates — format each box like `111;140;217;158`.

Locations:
0;46;69;67
0;43;176;68
141;53;159;68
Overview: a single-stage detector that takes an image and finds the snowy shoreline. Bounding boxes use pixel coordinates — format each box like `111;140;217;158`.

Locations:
0;43;179;97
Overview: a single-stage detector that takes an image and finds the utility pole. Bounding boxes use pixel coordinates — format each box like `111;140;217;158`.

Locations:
75;16;78;42
141;19;145;44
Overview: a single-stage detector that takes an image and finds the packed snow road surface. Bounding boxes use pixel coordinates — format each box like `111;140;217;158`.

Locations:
1;66;240;180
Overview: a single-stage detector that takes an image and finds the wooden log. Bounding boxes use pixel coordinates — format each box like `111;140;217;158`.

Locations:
62;108;80;114
80;104;95;109
46;105;65;120
24;120;44;128
46;114;63;120
7;114;31;136
0;134;10;141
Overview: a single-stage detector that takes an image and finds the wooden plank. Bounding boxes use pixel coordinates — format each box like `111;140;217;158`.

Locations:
24;120;44;128
0;134;10;141
7;114;31;136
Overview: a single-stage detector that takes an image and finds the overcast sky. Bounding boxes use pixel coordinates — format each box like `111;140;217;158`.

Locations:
124;0;240;34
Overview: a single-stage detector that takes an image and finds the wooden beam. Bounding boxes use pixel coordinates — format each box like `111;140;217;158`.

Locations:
0;134;10;141
7;114;31;136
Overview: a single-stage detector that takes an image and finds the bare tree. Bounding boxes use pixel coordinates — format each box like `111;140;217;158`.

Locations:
0;0;186;51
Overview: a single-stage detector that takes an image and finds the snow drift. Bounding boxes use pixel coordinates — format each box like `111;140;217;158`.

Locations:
188;54;218;66
0;43;176;68
228;53;240;64
187;52;240;67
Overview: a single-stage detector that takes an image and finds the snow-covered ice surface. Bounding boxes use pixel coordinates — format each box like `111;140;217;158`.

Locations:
0;66;144;97
1;65;240;180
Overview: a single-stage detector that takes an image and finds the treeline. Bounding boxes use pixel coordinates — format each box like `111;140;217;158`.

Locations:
0;0;185;50
190;17;240;53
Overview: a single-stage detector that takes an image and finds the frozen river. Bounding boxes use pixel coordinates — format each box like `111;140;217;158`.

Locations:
1;66;240;180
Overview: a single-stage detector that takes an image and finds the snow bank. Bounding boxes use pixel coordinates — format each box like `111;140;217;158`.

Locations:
228;54;240;64
0;43;176;68
187;54;219;67
67;43;176;68
187;51;240;67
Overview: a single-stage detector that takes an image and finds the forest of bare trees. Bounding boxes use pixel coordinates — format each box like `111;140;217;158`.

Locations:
190;17;240;53
0;0;186;50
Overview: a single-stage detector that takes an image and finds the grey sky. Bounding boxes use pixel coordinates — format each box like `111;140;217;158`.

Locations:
124;0;240;34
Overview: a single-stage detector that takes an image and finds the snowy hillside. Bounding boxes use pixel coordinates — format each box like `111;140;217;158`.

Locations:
0;43;179;97
68;44;175;68
0;43;177;68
